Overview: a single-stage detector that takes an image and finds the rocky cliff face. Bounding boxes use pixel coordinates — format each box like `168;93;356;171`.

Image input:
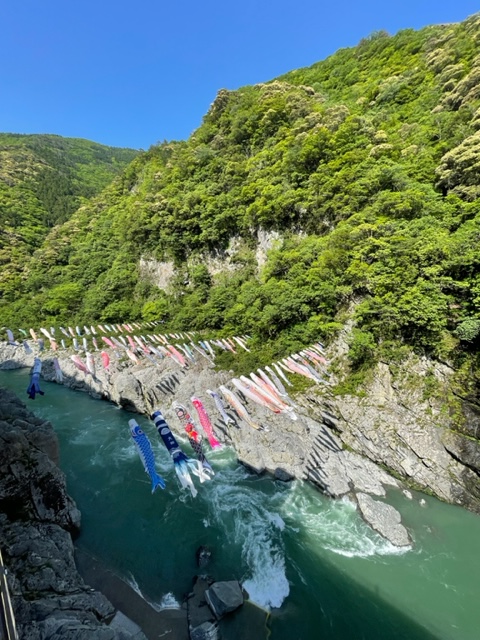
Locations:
318;325;480;514
0;386;146;640
328;362;480;512
138;229;283;294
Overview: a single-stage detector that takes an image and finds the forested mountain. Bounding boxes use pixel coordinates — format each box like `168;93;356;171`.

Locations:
0;134;138;302
2;15;480;384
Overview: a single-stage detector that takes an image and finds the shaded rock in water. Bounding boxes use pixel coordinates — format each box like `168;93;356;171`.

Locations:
187;576;216;633
196;546;212;568
274;467;294;482
205;581;244;620
75;547;187;640
109;611;147;639
190;620;219;640
355;493;412;547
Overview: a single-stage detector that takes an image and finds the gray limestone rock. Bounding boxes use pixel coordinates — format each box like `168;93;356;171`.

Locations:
205;581;244;619
356;493;412;547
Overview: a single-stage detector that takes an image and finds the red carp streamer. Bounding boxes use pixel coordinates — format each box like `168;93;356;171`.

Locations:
101;351;110;371
191;396;222;449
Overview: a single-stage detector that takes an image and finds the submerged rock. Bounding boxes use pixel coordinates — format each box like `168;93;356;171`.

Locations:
196;546;212;568
355;493;412;548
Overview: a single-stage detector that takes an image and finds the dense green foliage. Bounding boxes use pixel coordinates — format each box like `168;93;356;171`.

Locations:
2;16;480;381
0;134;138;301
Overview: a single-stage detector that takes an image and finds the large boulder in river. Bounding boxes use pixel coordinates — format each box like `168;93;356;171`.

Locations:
356;493;412;547
205;581;244;619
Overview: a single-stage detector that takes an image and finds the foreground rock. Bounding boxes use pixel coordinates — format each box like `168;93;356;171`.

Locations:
187;576;218;640
0;389;80;532
355;493;412;548
0;387;147;640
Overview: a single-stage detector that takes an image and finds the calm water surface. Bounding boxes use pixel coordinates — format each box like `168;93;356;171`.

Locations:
1;369;479;640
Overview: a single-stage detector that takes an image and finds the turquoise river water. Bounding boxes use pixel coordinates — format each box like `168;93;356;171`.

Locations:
1;369;479;640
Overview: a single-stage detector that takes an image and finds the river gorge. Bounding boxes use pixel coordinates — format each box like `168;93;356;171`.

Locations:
1;358;480;639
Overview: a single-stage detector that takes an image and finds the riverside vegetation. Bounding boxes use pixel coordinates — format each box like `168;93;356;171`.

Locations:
1;15;480;407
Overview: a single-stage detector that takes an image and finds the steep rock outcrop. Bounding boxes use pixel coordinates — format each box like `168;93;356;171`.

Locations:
318;357;480;513
0;388;80;531
0;386;146;640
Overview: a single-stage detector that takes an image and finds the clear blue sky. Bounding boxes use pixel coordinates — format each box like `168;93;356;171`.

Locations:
1;1;478;150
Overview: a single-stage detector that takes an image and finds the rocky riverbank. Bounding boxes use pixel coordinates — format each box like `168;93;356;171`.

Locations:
0;385;152;640
2;339;467;550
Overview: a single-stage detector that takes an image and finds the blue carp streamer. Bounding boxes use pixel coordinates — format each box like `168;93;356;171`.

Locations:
27;357;45;400
129;419;166;493
151;409;212;498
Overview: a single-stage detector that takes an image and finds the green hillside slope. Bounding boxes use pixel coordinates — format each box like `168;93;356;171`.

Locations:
0;133;138;300
2;15;480;381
